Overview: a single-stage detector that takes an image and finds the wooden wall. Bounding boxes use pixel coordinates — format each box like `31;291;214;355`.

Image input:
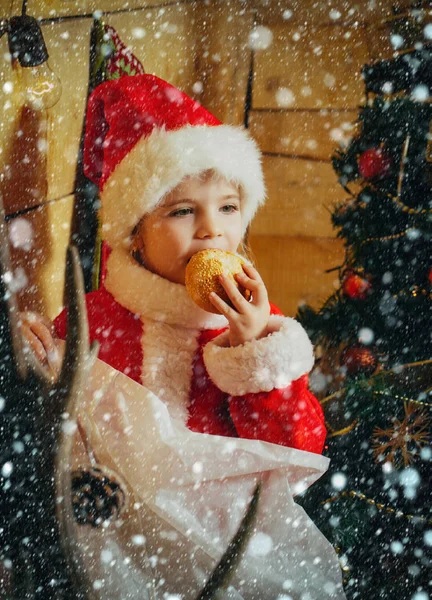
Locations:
0;0;410;318
245;1;413;315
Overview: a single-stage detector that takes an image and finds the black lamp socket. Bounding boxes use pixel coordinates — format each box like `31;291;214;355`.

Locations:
8;15;48;67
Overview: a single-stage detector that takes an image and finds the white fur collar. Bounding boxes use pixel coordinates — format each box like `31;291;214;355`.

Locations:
104;247;229;330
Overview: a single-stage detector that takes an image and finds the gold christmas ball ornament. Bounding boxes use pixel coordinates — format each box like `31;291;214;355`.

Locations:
339;345;378;378
185;249;251;314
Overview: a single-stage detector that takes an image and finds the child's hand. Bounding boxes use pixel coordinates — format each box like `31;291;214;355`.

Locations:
19;311;63;377
209;264;270;347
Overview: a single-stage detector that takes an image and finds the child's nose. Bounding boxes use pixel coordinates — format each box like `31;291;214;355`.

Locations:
196;215;222;239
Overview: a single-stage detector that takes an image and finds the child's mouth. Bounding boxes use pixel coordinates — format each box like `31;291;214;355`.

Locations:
187;249;219;264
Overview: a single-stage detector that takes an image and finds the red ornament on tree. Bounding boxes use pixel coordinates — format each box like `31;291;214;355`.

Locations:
342;272;372;300
428;267;432;286
340;345;378;378
358;147;392;180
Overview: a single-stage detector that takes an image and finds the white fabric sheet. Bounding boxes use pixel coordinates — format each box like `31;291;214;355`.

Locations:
68;359;346;600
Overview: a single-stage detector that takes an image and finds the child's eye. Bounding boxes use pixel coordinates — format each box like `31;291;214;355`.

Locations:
221;204;239;213
170;207;193;217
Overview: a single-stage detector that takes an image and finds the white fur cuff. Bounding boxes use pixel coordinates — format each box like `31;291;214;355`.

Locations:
202;316;314;396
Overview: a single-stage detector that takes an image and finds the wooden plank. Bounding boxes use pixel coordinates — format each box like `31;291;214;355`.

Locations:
249;109;358;160
0;103;48;216
0;39;35;211
192;1;254;124
249;234;345;317
0;35;20;143
364;23;394;62
252;23;370;110
7;0;195;20
4;0;410;22
250;156;347;237
252;0;411;27
5;0;411;24
108;3;198;95
43;18;92;201
8;195;74;319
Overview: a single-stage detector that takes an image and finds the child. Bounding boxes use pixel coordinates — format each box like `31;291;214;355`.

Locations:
27;73;326;453
22;74;345;599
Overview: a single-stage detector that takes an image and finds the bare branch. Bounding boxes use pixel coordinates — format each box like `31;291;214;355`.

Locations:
196;481;262;600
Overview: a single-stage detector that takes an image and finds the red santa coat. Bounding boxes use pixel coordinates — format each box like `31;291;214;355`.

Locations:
55;248;326;454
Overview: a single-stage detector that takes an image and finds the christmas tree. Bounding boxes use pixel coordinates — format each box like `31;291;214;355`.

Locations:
297;8;432;600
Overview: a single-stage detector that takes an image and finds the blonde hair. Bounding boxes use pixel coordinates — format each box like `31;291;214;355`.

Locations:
237;229;256;266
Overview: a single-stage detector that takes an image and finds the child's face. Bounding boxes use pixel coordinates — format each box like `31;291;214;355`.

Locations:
132;173;243;285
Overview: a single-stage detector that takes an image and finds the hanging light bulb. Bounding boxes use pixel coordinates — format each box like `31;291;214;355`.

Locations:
20;61;62;110
6;15;62;110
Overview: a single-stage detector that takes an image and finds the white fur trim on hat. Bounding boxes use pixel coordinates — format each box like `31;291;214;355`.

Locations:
100;124;266;249
202;316;314;396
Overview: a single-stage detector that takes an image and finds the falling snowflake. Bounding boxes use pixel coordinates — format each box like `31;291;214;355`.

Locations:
371;402;430;469
248;26;273;51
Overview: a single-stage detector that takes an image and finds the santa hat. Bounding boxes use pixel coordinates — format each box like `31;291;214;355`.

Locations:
83;74;266;250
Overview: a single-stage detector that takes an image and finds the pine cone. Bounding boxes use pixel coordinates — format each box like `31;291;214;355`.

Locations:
71;466;127;527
